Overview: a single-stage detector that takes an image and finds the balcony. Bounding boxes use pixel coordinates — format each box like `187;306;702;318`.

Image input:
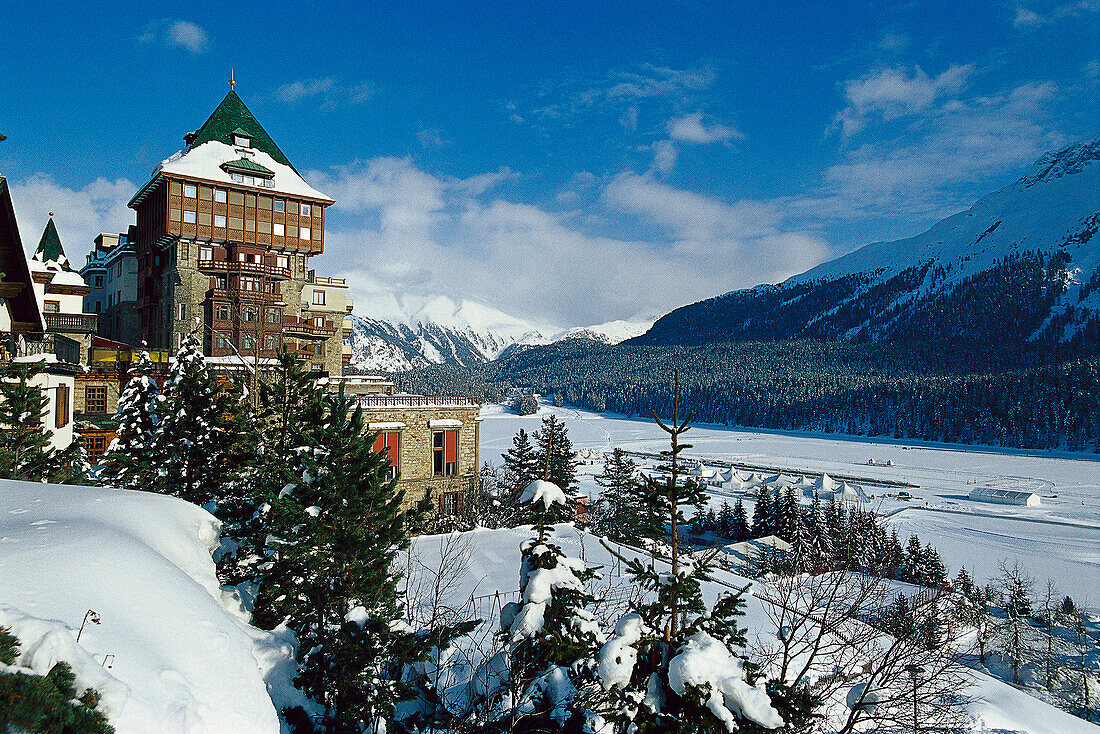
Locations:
208;287;281;303
355;394;480;410
197;258;291;280
283;315;338;338
44;312;98;333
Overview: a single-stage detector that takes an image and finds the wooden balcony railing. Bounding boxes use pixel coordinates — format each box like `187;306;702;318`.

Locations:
44;313;98;333
198;258;291;280
283;316;337;337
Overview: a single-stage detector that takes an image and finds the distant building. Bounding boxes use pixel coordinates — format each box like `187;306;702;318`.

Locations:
27;216;97;363
968;487;1041;507
81;229;141;346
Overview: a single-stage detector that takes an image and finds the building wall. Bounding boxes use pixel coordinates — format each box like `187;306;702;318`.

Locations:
359;404;481;511
8;367;76;450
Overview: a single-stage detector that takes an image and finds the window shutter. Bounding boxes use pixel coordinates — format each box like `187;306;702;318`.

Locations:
444;430;457;464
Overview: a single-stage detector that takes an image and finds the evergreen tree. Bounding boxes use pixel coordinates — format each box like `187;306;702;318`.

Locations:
99;348;160;491
730;499;750;542
502;428;541;493
752;485;773;538
717;501;734;538
592;448;640;543
533;414;579;492
592;376;786;733
923;547;948;587
251;384;437;733
0;361;86;484
0;626;113;733
477;480;602;732
807;492;832;566
902;535;924;584
149;334;244;507
885;529;906;578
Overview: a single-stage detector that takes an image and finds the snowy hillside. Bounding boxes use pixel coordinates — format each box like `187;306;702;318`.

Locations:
635;136;1100;346
0;480;296;734
348;294;653;371
409;524;1097;734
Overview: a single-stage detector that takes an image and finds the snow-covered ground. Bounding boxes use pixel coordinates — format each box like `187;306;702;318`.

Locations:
409;525;1098;734
0;480;294;734
480;401;1100;599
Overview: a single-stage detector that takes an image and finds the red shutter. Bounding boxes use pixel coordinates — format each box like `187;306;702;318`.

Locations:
373;431;400;468
385;432;400;468
444;430;457;464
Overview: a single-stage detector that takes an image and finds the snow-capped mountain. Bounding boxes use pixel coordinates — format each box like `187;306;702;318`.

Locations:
633;136;1100;347
347;294;653;371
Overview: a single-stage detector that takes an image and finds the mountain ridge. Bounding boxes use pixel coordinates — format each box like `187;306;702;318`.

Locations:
630;135;1100;348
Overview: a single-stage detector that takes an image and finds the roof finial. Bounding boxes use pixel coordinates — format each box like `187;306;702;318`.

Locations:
49;211;54;218
229;69;236;91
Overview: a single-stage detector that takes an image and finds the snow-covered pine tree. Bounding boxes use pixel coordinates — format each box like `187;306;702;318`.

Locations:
593;448;640;542
99;348;160;491
148;333;243;507
0;626;114;733
752;484;773;538
217;351;317;589
902;535;924;584
716;501;733;539
475;478;603;732
922;547;947;587
251;383;437;733
592;372;784;733
533;415;579;492
0;360;86;484
503;428;541;492
730;499;750;543
807;492;832;567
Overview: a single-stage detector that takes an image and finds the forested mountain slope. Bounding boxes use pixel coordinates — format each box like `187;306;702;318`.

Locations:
633;136;1100;348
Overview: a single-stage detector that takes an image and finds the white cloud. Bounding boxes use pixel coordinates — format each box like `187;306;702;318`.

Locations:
521;62;718;122
1013;0;1099;27
276;78;335;103
138;19;209;54
804;81;1066;221
275;78;374;107
650;140;678;174
308;158;827;327
835;64;973;136
9;175;136;265
667;112;743;144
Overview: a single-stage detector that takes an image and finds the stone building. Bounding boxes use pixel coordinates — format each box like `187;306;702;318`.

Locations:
337;377;481;514
126;86;352;374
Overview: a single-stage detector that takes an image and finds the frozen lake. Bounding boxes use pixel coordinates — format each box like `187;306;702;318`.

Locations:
479;401;1100;600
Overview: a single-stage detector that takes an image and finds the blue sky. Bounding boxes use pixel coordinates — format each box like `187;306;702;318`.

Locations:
1;0;1097;327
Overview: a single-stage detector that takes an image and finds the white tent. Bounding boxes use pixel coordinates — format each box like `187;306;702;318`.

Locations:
814;473;838;494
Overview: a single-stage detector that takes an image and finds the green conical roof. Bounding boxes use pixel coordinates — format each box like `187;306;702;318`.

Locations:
187;91;296;170
35;216;67;266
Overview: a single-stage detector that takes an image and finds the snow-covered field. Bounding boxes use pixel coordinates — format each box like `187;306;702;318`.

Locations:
480;401;1100;599
0;480;294;734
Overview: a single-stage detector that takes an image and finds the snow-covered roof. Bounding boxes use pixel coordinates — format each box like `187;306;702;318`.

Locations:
968;487;1038;501
136;141;333;204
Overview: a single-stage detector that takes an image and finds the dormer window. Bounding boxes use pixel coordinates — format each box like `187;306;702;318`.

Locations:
230;127;253;148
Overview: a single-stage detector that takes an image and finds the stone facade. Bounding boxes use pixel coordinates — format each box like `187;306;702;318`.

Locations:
355;395;482;513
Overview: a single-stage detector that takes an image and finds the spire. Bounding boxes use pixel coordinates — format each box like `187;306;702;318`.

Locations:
229;68;235;91
34;214;69;267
